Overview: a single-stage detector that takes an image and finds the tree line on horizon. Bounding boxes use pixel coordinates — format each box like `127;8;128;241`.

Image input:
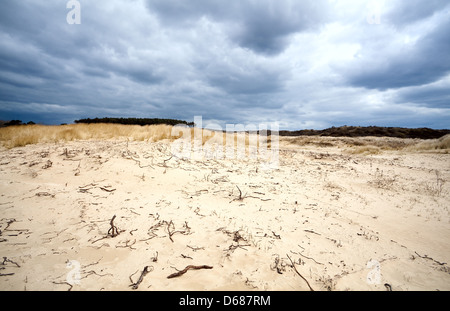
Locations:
278;125;450;140
74;117;195;127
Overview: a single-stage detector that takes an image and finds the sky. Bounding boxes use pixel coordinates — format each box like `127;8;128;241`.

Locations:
0;0;449;130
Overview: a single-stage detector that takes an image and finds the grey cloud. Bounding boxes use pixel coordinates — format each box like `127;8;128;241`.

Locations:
343;15;450;90
395;81;450;108
146;0;329;55
384;0;450;26
205;64;285;95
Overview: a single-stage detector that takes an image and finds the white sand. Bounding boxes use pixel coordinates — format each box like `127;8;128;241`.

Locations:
0;137;449;291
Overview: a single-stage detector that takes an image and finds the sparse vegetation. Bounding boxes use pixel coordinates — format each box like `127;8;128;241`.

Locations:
287;134;450;154
368;168;397;190
0;123;177;148
405;134;450;152
1;123;449;155
0;123;267;152
424;170;446;197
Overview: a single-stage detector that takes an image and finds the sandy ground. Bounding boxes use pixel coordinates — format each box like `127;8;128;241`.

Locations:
0;137;449;291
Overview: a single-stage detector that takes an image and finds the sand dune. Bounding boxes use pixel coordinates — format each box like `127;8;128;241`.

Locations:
0;132;449;291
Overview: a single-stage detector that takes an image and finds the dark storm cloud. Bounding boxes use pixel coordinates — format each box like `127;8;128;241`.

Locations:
146;0;329;55
203;60;285;95
395;79;450;109
344;10;450;91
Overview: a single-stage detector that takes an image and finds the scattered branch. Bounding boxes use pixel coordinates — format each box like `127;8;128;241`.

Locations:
414;251;447;266
286;254;314;291
270;255;286;274
129;266;153;290
2;219;16;232
164;220;191;243
162;156;173;167
304;229;321;236
35;192;55;198
229;185;271;203
52;281;73;291
236;185;243;200
187;245;205;252
151;252;159;262
123;150;155;169
216;228;247;243
99;186;116;193
107;215;119;238
42;160;52;169
0;272;15;277
167;265;213;279
225;243;251;255
2;257;20;268
194;207;206;217
74;160;81;176
116;239;136;250
298;252;324;266
271;231;281;239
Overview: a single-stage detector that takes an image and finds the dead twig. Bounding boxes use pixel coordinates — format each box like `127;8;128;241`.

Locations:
187;245;205;252
270;255;286;274
116;239;137;250
130;266;153;290
99;186;116;193
414;251;447;266
164;220;190;243
35;192;55;198
225;243;251;254
271;231;281;239
123;150;155;169
108;215;119;237
162;156;173;167
230;185;271;203
298;252;324;266
0;272;15;277
2;257;20;268
229;185;245;203
167;265;213;279
42;160;52;169
74;160;81;176
236;185;243;200
304;229;321;236
286;254;314;291
151;252;159;262
52;281;73;291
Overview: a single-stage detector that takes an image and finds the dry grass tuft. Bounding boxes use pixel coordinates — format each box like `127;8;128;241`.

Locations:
0;124;176;148
286;135;450;154
405;134;450;153
347;145;381;155
0;124;274;152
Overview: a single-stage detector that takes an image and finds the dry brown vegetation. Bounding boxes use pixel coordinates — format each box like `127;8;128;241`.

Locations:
405;134;450;152
0;124;269;151
1;124;448;154
286;134;450;154
0;124;176;148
